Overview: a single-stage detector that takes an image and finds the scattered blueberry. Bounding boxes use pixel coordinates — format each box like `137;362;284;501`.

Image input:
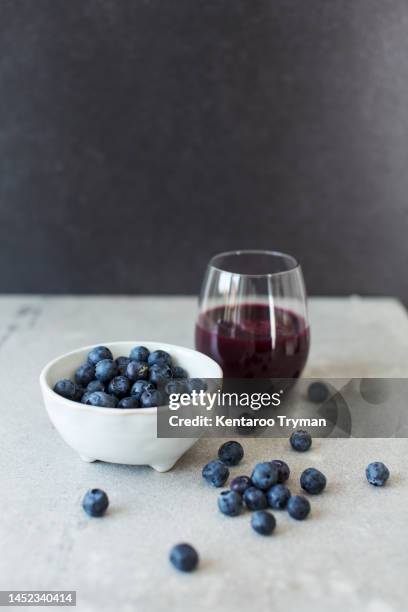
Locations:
118;396;140;408
218;441;244;466
308;381;329;403
139;389;165;408
85;391;118;408
230;475;252;495
80;391;92;404
267;484;291;509
129;345;150;363
53;379;78;401
366;461;390;487
87;346;113;366
251;462;279;490
86;379;105;393
95;359;118;384
82;489;109;517
287;495;311;520
270;459;290;483
169;543;199;573
186;378;208;393
115;356;131;375
75;363;95;387
148;350;172;367
290;430;312;452
251;511;276;535
149;364;172;386
108;376;131;399
131;380;155;399
172;365;188;379
300;468;327;495
165;379;187;395
243;487;268;511
218;490;243;516
126;360;149;382
202;460;229;487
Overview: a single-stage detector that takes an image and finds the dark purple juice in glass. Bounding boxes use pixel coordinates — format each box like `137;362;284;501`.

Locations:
195;303;310;379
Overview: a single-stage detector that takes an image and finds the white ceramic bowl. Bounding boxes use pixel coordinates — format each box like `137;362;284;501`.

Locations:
40;341;223;472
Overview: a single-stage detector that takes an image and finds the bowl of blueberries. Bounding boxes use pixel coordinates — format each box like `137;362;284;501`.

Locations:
40;341;222;471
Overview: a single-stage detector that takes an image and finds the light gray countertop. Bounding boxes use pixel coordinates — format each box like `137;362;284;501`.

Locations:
1;296;407;612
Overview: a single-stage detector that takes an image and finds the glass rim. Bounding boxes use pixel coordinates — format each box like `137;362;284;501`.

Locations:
208;249;300;278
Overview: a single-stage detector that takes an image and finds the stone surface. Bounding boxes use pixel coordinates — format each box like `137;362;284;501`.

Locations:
0;296;407;612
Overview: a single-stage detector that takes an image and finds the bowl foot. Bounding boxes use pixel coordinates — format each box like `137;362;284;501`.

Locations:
80;454;96;463
151;461;177;473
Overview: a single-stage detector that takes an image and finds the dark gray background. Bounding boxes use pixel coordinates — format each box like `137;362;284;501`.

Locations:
1;1;407;299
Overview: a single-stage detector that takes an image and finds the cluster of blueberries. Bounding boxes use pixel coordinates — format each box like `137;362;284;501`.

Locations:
202;433;323;534
169;431;390;572
53;345;206;408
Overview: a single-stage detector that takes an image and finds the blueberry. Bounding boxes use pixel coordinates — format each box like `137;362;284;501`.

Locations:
118;396;140;408
115;356;131;375
82;488;109;517
267;484;291;509
95;359;118;384
251;462;279;490
251;510;276;535
270;459;290;483
85;391;118;408
300;468;327;494
172;365;188;379
87;346;113;366
218;490;243;516
366;461;390;486
108;375;131;399
290;430;312;452
202;460;229;487
218;441;244;466
53;379;78;401
126;360;149;382
287;495;311;520
140;389;165;408
131;380;155;399
75;363;95;387
80;391;92;404
148;350;172;367
186;378;208;393
129;345;150;363
86;379;105;393
308;381;329;403
149;364;172;385
243;486;268;510
165;379;187;395
169;543;199;573
230;475;252;495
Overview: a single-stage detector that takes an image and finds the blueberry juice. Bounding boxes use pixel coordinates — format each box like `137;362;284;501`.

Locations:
195;303;310;379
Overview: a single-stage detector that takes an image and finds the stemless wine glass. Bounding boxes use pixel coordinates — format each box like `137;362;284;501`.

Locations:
195;250;310;379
